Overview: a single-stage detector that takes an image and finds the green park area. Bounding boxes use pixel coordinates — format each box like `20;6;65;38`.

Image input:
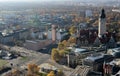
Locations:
0;59;8;68
20;56;29;61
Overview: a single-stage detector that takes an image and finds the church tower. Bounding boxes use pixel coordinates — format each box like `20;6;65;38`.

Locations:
98;9;106;37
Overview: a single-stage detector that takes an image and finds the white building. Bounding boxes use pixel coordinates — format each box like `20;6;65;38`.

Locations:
47;28;67;41
47;30;52;40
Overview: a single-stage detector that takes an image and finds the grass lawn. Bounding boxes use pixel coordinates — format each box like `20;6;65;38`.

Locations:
20;56;28;61
0;59;8;68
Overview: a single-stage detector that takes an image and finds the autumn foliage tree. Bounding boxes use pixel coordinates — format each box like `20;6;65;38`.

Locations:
69;25;77;35
58;40;68;50
51;48;60;62
27;64;40;76
68;37;76;44
59;49;66;57
47;71;55;76
51;26;78;63
12;69;21;76
57;70;64;76
61;40;68;47
58;42;65;50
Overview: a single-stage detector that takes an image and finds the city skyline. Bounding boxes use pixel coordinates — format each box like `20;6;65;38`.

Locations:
0;0;119;76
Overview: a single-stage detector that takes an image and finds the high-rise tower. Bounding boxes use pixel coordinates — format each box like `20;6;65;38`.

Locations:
98;9;106;37
52;25;56;42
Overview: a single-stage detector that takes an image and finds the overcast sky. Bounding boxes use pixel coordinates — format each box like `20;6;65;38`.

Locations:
0;0;116;2
0;0;64;2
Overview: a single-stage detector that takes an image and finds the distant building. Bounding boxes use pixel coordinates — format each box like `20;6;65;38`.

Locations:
47;30;52;40
78;28;97;44
83;53;114;72
0;32;14;44
74;48;88;56
98;9;106;37
15;28;29;40
79;10;85;17
85;10;93;18
52;25;57;42
30;28;41;40
67;48;92;66
48;30;61;40
67;52;76;67
47;28;68;41
30;30;36;39
0;28;29;45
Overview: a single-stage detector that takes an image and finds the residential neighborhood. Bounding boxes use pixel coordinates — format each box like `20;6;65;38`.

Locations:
0;0;120;76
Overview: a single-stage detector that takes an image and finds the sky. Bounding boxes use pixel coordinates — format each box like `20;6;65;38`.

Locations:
0;0;115;2
0;0;41;2
0;0;78;2
0;0;62;2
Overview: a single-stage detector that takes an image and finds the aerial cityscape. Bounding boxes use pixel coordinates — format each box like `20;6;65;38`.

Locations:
0;0;120;76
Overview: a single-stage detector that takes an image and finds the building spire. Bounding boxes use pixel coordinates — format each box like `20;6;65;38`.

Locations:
100;8;106;18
